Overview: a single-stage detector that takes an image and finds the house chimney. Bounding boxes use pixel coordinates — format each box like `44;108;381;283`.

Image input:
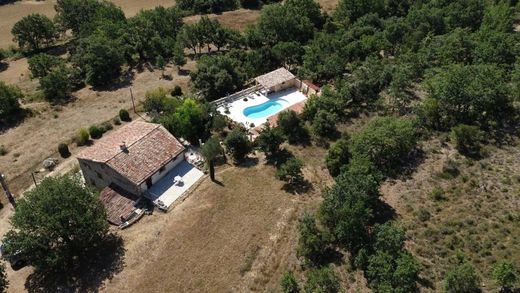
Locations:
120;141;128;152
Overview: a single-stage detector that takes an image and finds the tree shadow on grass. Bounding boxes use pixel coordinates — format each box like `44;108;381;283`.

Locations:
91;71;135;92
25;234;125;293
237;156;259;168
282;179;314;195
265;148;294;167
372;198;396;225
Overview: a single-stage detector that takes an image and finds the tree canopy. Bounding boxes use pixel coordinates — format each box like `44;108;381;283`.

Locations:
2;175;108;272
0;81;23;123
11;13;57;52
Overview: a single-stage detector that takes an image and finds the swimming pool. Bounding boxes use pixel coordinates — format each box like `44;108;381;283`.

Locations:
243;99;289;119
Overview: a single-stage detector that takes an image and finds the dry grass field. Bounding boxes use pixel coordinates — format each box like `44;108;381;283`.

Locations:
382;138;520;292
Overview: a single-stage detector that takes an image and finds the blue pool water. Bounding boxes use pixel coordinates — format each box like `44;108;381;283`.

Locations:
243;99;288;119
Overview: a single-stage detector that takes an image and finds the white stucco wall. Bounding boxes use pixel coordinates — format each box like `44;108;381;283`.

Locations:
140;153;185;192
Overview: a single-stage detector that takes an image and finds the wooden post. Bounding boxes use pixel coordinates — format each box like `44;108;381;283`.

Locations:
0;173;16;208
130;88;137;114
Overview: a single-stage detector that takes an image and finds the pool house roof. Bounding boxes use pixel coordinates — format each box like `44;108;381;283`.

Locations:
255;68;295;89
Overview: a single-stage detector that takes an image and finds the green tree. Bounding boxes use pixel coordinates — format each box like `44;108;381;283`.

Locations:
277;110;307;144
256;124;284;158
325;137;350;177
11;13;57;52
171;41;186;70
28;54;65;79
39;66;73;101
450;124;483;157
372;223;406;255
0;82;23;123
143;87;178;116
73;31;125;86
443;262;481;293
318;171;380;251
281;271;299;293
0;262;7;293
160;98;207;144
366;251;421;292
276;157;304;186
201;137;223;181
425;64;512;129
492;260;517;291
296;212;328;266
54;0;125;36
350;116;417;176
303;266;340;293
1;175;108;272
312;110;338;138
273;41;304;70
224;127;252;163
191;54;244;101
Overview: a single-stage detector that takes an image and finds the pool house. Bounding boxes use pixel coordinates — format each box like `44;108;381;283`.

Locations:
215;68;320;135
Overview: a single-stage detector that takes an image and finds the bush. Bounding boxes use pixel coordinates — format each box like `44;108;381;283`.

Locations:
443;262;481;293
303;266;340;293
296;212;328;266
76;128;90;146
112;117;121;125
0;81;23;123
58;143;70;158
0;261;7;293
276;157;304;186
312;110;338;138
450;124;483;157
0;145;7;156
325;137;350;177
39;66;73;101
430;186;445;201
280;271;299;293
224;127;252;163
119;109;131;122
350;116;417;176
277;110;307;144
492;260;518;290
88;125;103;139
99;121;113;133
171;85;183;96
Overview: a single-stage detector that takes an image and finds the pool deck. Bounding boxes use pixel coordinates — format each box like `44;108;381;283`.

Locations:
218;87;307;128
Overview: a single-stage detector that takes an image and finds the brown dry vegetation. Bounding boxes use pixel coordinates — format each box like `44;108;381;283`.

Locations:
382;137;520;292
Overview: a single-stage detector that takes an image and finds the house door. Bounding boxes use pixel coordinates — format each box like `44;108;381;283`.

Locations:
146;177;153;189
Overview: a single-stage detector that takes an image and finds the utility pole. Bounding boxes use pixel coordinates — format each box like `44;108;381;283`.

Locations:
130;88;137;114
0;173;16;208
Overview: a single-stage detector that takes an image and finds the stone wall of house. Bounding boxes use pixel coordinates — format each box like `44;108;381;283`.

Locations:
269;78;298;93
78;159;140;195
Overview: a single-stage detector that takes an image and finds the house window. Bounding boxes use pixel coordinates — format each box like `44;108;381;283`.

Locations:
159;166;165;174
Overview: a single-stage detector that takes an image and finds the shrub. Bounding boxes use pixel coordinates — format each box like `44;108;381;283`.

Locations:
350;116;417;176
325;137;350;177
440;159;460;179
492;260;518;290
430;186;445;201
224;127;252;163
88;125;103;139
256;124;284;157
276;157;304;186
0;261;7;293
280;271;299;293
0;81;23;122
119;109;131;122
277;110;307;144
0;145;7;156
57;143;70;158
76;128;90;146
450;124;483;157
304;266;340;293
171;85;183;96
39;66;73;101
312;110;338;138
297;212;329;266
443;262;481;293
99;121;113;133
112;117;121;125
417;208;431;222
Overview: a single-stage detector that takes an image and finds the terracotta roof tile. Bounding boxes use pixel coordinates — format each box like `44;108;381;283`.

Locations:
100;184;138;226
78;121;185;185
